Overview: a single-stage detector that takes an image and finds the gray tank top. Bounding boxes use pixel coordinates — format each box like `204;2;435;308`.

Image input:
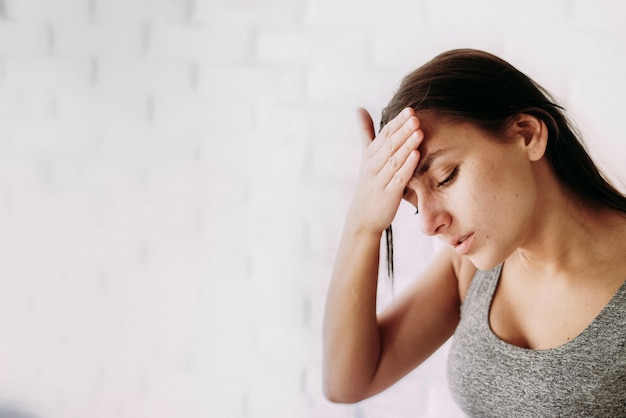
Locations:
447;264;626;417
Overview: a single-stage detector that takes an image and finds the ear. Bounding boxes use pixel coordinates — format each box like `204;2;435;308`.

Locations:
512;113;548;162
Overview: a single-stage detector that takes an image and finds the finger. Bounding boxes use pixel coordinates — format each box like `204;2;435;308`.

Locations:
377;128;423;185
370;107;415;153
385;149;420;194
387;115;421;154
356;107;376;148
371;116;421;172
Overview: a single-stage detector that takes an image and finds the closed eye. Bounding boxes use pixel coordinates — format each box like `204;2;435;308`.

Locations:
437;167;458;188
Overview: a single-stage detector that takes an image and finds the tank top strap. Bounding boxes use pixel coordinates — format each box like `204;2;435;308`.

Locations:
460;263;502;318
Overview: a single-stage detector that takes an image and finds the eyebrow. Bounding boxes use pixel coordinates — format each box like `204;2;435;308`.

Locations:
414;149;447;177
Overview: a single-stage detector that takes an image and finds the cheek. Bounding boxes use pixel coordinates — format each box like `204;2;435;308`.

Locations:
461;161;532;233
478;155;534;208
450;152;535;225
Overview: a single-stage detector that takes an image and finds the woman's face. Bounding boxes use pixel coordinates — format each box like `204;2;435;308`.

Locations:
403;116;542;270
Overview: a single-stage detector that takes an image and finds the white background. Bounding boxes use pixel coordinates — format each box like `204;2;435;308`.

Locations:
0;0;625;417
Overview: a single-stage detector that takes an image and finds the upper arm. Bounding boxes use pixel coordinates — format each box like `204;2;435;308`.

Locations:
363;246;475;398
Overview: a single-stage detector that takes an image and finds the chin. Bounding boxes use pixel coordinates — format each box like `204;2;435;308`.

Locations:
466;253;505;272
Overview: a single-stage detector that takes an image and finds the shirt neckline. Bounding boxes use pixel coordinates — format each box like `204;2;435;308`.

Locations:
482;263;626;355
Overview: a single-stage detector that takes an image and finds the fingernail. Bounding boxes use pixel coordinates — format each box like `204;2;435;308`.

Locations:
402;108;411;118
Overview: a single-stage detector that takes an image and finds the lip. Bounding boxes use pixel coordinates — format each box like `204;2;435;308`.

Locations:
451;233;474;256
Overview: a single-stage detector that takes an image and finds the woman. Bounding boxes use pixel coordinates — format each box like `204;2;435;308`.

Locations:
322;49;626;416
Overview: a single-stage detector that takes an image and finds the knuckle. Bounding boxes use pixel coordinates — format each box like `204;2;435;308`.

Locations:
392;172;404;184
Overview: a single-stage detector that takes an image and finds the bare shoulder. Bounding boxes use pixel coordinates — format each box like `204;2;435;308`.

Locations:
447;246;477;302
398;245;477;303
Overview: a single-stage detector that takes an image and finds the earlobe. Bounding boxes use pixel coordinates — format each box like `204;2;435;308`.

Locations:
514;114;548;162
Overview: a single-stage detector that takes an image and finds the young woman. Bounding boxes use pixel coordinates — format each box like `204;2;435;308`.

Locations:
322;49;626;416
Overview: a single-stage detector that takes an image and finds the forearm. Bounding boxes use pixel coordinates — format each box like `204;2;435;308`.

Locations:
322;220;384;403
322;106;422;402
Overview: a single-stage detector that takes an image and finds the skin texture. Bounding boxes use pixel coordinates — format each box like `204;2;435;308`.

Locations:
322;107;626;403
402;112;547;271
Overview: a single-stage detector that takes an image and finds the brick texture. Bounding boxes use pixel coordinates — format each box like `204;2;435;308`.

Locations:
0;1;625;417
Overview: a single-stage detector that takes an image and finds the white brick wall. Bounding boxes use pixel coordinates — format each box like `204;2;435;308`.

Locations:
0;1;624;417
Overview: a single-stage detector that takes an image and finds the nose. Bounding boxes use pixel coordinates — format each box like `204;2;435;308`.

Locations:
419;197;451;236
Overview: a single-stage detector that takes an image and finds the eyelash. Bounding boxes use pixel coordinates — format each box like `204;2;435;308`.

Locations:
437;167;458;188
406;167;458;215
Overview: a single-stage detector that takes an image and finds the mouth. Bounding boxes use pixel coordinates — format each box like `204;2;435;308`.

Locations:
449;234;469;246
451;233;474;255
456;235;470;245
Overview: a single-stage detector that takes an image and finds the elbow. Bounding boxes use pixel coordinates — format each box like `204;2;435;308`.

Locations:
322;378;367;404
323;387;352;404
323;389;362;405
321;346;375;404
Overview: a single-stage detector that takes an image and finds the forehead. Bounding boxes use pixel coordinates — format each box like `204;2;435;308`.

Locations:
416;115;471;154
413;116;499;177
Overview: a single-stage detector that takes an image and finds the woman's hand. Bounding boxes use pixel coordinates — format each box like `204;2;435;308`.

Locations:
347;107;423;234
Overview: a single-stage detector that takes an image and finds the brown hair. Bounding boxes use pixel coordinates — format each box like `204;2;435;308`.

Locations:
381;49;626;278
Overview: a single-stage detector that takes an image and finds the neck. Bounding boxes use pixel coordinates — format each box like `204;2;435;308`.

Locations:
511;168;626;279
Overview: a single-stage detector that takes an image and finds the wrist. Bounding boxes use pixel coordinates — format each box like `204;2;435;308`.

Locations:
343;218;386;240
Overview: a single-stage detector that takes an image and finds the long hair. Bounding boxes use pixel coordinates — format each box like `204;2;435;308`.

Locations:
381;49;626;277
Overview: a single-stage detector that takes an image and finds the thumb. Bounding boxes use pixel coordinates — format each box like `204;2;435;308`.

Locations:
356;107;376;148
